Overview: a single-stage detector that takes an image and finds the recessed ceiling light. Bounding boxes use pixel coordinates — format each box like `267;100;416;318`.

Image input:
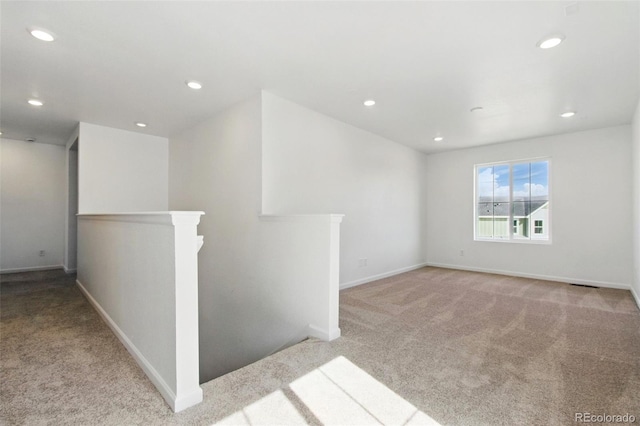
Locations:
186;81;203;90
135;122;147;128
28;99;44;107
29;28;55;42
363;100;376;107
560;111;576;118
434;136;444;142
537;35;565;49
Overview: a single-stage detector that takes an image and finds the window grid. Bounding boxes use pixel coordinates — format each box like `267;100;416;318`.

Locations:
475;159;550;242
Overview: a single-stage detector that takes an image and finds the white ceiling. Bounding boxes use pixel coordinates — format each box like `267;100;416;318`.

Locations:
1;1;638;153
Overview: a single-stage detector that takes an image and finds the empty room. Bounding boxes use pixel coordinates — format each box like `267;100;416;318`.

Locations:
1;1;639;425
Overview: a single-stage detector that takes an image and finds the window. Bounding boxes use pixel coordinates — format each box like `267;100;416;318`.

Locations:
534;220;543;234
475;159;550;242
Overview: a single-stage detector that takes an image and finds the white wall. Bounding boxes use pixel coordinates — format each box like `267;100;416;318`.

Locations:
632;99;640;305
169;95;264;381
169;95;342;382
426;125;633;288
77;212;203;412
0;138;66;272
257;214;343;342
78;123;168;213
262;92;429;288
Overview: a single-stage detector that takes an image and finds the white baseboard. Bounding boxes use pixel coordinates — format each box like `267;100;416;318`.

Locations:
340;262;429;290
173;389;205;413
63;266;77;274
426;262;632;290
1;265;63;274
631;287;640;312
308;324;341;341
76;279;201;413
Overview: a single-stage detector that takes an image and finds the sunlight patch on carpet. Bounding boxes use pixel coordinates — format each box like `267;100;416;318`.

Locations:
215;356;441;425
216;389;306;425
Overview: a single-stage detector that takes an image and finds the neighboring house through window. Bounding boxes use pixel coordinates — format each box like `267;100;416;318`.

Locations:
475;159;550;241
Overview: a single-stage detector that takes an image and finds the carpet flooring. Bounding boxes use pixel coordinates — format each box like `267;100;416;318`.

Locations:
1;267;639;425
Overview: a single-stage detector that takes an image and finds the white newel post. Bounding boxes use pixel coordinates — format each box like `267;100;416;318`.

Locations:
328;214;343;340
172;212;204;411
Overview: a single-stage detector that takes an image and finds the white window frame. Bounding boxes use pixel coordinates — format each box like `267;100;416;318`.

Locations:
473;157;551;244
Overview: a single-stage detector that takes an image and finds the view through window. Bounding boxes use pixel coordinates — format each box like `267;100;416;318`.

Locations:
475;159;549;241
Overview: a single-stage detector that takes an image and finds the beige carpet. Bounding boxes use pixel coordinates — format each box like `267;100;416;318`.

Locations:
1;267;639;425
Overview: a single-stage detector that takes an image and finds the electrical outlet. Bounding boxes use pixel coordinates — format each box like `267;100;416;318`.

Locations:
39;250;45;257
358;258;368;267
459;249;464;256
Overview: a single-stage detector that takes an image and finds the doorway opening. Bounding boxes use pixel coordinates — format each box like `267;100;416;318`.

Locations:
65;138;78;272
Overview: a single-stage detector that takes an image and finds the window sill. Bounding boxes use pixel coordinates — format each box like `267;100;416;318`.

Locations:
474;238;551;245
